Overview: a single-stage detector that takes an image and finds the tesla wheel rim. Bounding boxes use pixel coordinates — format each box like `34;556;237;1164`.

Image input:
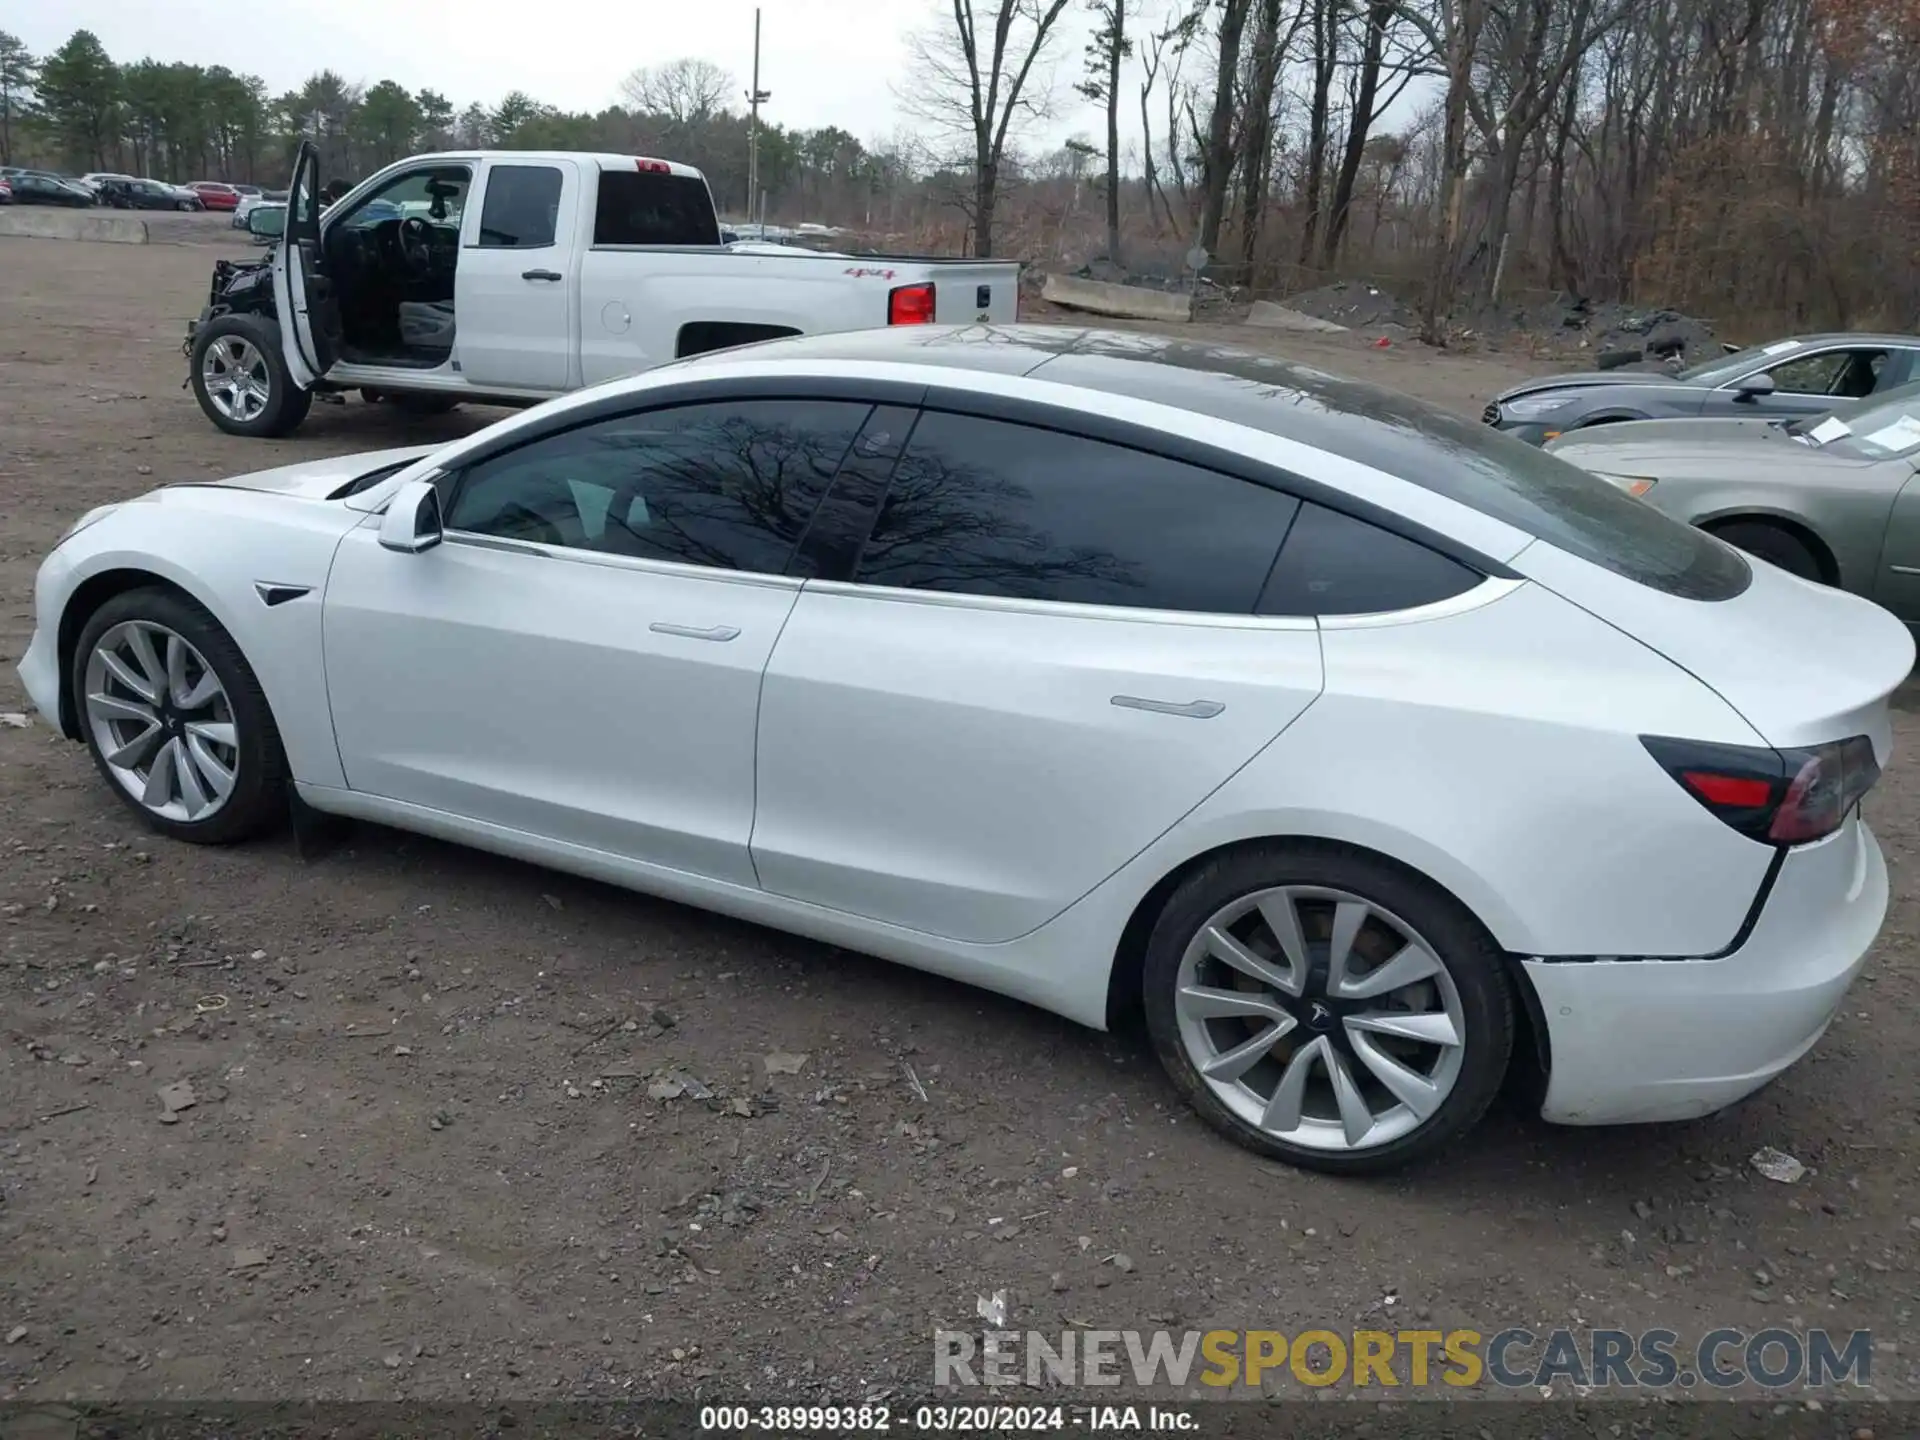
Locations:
202;336;271;423
84;620;240;823
1173;885;1467;1152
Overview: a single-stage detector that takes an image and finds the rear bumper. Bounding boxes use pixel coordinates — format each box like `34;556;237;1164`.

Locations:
1524;817;1887;1125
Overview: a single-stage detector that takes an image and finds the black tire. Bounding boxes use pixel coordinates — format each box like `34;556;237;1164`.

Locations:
1709;520;1822;582
189;313;314;438
71;587;288;845
1142;843;1514;1175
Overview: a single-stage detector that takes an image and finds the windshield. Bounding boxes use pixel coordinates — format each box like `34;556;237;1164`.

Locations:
1788;382;1920;460
1676;340;1807;387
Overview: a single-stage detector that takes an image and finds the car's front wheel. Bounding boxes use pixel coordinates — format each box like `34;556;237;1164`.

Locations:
1143;844;1514;1174
190;314;313;438
73;588;288;845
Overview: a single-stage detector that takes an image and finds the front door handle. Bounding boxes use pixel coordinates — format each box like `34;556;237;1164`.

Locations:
1111;696;1225;720
650;622;740;642
522;268;563;282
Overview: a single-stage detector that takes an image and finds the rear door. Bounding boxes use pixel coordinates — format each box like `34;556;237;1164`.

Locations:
453;158;582;391
750;408;1326;944
271;140;338;387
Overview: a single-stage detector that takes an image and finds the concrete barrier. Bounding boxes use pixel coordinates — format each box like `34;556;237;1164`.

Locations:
1040;272;1191;322
0;209;149;244
1244;300;1348;334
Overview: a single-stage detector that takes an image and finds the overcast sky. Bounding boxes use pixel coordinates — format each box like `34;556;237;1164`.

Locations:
16;0;1132;154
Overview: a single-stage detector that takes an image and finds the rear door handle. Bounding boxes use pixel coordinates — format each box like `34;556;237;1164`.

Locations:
522;268;563;282
650;622;740;642
1111;696;1225;719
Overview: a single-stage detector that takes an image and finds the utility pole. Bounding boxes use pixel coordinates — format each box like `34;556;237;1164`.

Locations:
745;7;771;222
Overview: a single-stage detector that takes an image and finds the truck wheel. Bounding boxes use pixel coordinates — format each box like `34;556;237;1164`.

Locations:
190;314;314;439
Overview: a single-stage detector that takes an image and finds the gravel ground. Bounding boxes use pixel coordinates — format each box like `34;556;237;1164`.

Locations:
0;229;1915;1417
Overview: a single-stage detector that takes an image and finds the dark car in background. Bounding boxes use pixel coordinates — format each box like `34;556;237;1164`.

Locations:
98;178;198;211
3;172;95;207
1485;334;1920;444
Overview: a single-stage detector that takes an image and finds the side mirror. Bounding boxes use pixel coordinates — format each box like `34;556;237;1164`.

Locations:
378;479;444;553
1732;372;1776;401
247;206;286;240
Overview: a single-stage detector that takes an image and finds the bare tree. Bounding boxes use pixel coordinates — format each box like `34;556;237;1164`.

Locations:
901;0;1075;256
619;57;733;124
1194;0;1254;256
1076;0;1131;263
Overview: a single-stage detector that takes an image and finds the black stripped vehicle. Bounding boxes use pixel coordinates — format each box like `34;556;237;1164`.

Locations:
99;178;202;212
3;172;95;207
1485;334;1920;444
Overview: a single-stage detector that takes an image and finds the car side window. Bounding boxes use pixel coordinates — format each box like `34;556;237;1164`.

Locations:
852;412;1300;614
1256;502;1481;617
445;399;872;575
1764;351;1856;396
477;165;563;249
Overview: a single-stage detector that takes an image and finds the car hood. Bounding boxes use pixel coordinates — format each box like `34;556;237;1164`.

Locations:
167;445;439;502
1547;422;1873;478
1497;369;1688;401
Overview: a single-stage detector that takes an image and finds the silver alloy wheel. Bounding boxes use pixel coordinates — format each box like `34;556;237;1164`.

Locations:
1173;885;1467;1152
202;336;271;423
83;620;240;823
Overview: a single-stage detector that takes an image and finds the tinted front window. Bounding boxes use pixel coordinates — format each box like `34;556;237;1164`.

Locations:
1258;504;1480;616
478;164;562;248
593;170;721;246
854;412;1300;613
1029;337;1751;601
446;400;870;574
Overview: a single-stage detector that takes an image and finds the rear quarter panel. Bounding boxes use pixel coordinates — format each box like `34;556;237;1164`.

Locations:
1119;580;1780;958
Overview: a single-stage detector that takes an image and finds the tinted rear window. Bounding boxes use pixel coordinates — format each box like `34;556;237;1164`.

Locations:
592;170;720;246
1031;337;1752;601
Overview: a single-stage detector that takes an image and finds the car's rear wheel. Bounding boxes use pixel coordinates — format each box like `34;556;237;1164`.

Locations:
1143;845;1514;1174
190;314;313;438
73;588;287;845
1708;520;1822;583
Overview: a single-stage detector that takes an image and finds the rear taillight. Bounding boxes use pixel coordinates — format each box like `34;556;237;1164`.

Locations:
1641;734;1881;845
888;282;935;325
634;158;671;173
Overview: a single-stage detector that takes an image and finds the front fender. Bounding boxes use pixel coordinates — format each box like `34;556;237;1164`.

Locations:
44;492;357;789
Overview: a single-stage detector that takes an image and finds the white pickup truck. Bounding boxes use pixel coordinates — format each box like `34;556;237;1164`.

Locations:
185;141;1021;437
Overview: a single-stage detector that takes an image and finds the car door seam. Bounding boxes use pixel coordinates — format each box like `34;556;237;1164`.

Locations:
746;586;808;891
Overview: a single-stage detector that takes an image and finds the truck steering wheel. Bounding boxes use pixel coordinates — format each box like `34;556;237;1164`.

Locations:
397;216;434;276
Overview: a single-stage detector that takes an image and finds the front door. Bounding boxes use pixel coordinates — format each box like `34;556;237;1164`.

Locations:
453;158;581;391
272;141;338;387
322;394;874;884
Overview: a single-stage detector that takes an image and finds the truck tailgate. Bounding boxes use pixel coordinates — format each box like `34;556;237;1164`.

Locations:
924;264;1021;324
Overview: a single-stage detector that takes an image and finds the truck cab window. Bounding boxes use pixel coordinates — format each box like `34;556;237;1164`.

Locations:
478;165;563;249
592;170;720;247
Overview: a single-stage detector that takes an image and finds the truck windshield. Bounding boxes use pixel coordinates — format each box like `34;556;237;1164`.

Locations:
593;170;720;247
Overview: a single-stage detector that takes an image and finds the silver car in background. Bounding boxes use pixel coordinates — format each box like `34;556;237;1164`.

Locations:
1547;382;1920;621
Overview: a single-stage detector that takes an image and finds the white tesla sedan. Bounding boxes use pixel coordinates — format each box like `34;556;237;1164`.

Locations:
17;326;1908;1172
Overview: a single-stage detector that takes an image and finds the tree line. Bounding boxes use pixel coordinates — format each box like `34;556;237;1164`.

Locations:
0;31;914;228
4;2;1917;334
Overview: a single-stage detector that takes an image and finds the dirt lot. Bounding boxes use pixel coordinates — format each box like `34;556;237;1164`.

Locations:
1;226;1915;1413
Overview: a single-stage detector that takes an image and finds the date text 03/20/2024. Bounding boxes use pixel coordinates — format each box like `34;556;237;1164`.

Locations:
698;1404;1195;1431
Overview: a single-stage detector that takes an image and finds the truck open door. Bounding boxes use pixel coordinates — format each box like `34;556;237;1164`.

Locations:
271;140;340;387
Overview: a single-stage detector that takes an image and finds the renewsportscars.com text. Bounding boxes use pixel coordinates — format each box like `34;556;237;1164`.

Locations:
934;1326;1873;1391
